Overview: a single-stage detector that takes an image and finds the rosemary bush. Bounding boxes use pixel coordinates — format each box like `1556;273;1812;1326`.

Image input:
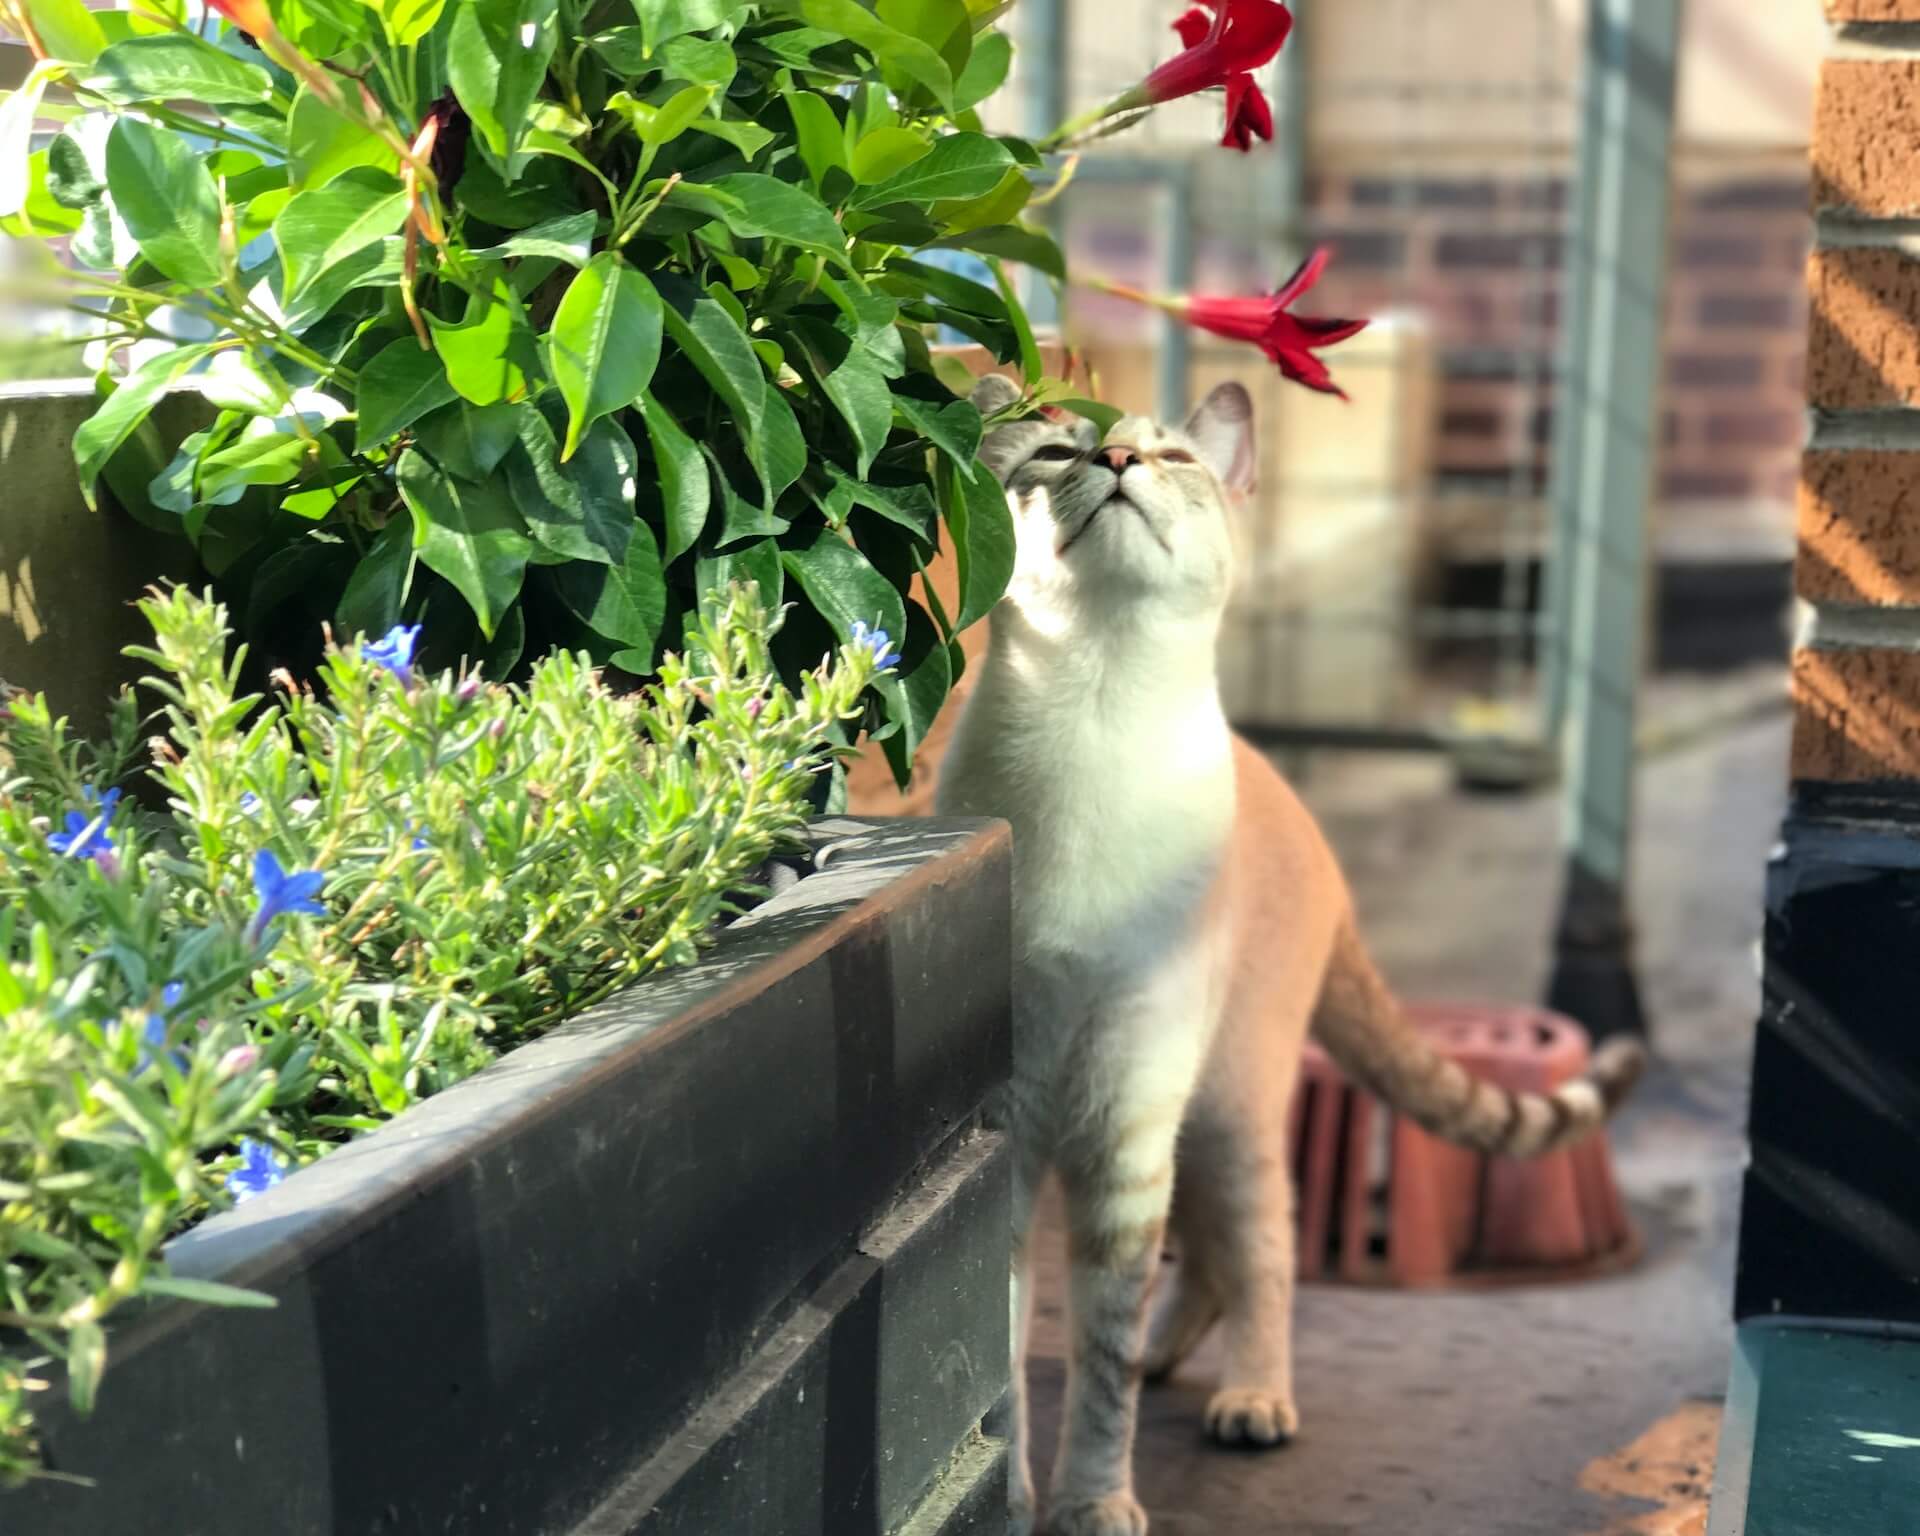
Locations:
0;582;880;1484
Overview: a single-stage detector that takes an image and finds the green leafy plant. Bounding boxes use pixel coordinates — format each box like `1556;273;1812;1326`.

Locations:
0;0;1115;790
0;582;882;1485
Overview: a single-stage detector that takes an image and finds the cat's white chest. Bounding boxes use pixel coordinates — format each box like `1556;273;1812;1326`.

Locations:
940;665;1235;973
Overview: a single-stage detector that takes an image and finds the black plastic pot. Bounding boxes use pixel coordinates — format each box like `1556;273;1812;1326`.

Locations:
12;818;1012;1536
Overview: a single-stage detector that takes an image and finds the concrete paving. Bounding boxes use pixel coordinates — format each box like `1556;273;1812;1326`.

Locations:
1025;691;1788;1535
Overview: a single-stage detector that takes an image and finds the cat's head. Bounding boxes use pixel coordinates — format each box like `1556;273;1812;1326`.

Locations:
969;375;1253;625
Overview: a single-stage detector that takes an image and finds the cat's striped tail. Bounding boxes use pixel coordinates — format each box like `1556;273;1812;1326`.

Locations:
1310;920;1645;1158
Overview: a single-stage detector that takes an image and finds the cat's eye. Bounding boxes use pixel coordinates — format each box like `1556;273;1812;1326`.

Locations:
1160;449;1196;465
1030;443;1081;462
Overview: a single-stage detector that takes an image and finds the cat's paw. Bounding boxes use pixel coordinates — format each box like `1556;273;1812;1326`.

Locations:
1204;1386;1299;1448
1042;1492;1149;1536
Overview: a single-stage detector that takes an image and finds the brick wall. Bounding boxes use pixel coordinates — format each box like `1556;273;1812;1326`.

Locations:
1303;167;1809;511
1795;17;1920;783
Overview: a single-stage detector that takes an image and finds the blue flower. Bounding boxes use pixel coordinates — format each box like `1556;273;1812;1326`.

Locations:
407;825;430;852
225;1139;287;1205
136;982;189;1075
239;792;262;816
48;786;122;861
362;623;422;682
247;849;327;940
848;620;902;671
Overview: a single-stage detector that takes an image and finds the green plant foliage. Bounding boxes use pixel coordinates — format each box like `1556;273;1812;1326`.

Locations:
0;0;1087;787
0;583;885;1484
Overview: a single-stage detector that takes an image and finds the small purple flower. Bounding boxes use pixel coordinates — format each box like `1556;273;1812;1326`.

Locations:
247;849;327;941
455;675;483;704
225;1139;287;1204
407;826;430;852
848;621;902;671
362;623;422;682
745;696;765;719
49;786;122;862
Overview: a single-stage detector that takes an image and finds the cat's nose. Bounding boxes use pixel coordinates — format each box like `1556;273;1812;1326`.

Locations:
1101;445;1139;473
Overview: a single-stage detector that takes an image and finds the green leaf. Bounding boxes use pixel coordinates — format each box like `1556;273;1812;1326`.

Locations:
397;451;534;638
788;317;891;477
639;393;709;561
355;337;459;453
335;519;414;637
19;0;106;65
822;464;937;541
885;254;1007;317
695;536;782;616
992;256;1043;389
849;125;930;185
855;131;1012;207
142;1274;279;1308
942;456;1013;631
448;0;559;164
634;0;741;52
279;236;405;331
705;173;847;261
467;210;598;268
0;70;52;220
67;1321;105;1417
709;452;790;544
770;0;953;109
875;598;951;783
933;222;1063;281
892;393;982;468
688;117;777;160
784;90;847;188
660;34;737;86
1049;394;1124;437
287;85;398;189
507;403;635;564
415;400;525;480
554;520;665;653
652;273;804;507
276;166;409;300
953;30;1011;112
371;0;446;46
83;34;274;104
548;252;663;460
73;344;214;508
781;527;908;656
198;431;315;501
930;164;1029;234
44;127;103;212
428;275;531;409
104;117;222;286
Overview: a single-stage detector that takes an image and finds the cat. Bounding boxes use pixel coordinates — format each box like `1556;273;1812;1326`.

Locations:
934;374;1645;1536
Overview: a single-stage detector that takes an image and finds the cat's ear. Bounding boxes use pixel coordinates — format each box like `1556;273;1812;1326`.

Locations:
1183;383;1256;498
969;373;1022;418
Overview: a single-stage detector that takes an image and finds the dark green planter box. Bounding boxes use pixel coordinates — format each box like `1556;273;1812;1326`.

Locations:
9;818;1012;1536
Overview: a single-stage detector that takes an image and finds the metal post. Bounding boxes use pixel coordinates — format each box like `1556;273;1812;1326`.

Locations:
1543;0;1680;1042
1022;0;1068;332
1159;177;1195;422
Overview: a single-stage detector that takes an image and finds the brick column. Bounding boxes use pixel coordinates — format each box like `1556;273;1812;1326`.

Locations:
1734;1;1920;1323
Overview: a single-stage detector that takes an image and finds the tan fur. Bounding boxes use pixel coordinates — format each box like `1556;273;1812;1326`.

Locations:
939;377;1643;1536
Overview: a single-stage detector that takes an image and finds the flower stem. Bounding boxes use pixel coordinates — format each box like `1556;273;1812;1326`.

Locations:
1038;86;1151;150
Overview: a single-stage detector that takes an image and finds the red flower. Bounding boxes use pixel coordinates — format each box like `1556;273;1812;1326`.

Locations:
1168;2;1281;151
1179;248;1368;398
1145;0;1291;110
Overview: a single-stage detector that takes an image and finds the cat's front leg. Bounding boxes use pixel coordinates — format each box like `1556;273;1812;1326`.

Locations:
1043;986;1206;1536
1045;1109;1182;1536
